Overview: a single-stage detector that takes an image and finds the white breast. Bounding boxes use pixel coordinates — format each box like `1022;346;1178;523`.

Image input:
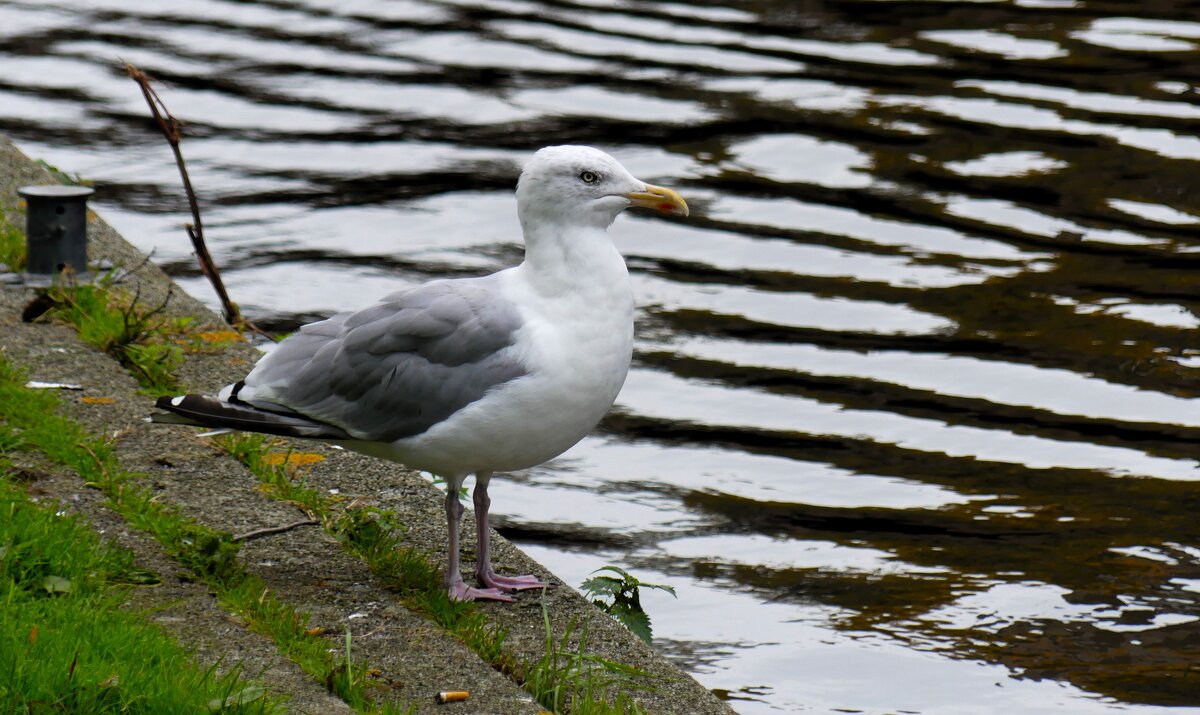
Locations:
364;246;635;476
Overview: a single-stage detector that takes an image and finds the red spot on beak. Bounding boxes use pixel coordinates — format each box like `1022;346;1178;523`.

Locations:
659;203;674;212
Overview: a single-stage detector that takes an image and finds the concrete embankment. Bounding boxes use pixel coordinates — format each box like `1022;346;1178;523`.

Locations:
0;134;734;715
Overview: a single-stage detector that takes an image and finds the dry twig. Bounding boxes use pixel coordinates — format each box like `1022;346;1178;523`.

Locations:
122;61;262;335
232;518;321;543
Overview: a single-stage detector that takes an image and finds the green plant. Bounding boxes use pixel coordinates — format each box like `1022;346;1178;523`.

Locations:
326;628;371;707
39;277;189;392
581;566;675;645
214;434;328;517
521;602;650;715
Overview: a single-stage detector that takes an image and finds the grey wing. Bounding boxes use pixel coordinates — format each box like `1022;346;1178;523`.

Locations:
238;278;527;441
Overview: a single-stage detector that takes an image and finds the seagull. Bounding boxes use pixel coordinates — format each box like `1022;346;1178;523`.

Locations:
152;145;688;601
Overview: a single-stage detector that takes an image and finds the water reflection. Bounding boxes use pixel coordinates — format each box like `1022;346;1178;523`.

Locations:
5;0;1200;712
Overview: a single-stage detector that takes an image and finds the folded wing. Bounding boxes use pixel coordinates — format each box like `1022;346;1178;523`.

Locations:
157;278;528;442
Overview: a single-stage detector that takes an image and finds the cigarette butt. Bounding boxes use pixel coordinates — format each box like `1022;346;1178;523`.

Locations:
436;690;470;704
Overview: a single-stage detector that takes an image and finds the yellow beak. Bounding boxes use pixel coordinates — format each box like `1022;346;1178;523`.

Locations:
624;184;689;217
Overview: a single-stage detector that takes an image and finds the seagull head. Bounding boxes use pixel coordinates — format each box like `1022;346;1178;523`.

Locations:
516;145;688;232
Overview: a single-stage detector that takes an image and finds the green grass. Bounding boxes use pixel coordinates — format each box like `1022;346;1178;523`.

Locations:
0;205;23;271
217;580;413;715
0;472;279;714
0;357;413;714
522;606;649;715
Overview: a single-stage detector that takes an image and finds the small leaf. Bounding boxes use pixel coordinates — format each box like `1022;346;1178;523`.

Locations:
207;684;266;710
642;582;677;598
610;603;653;644
28;625;38;645
81;396;115;405
43;575;72;594
116;567;162;586
580;576;623;597
591;565;634;581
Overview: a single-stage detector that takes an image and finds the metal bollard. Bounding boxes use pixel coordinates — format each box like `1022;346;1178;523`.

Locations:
18;184;94;277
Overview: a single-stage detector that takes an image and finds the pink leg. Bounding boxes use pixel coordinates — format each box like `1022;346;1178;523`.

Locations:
443;473;512;602
473;471;548;593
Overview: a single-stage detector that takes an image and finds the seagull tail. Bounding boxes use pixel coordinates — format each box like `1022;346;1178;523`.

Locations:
151;394;351;440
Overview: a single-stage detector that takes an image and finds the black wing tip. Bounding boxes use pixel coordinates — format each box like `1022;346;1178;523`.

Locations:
152;392;350;440
154;393;233;426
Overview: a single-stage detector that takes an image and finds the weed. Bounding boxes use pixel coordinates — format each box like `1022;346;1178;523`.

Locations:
324;628;384;710
581;566;675;645
0;208;191;392
332;506;407;553
37;276;189;392
34;158;91;186
219;579;396;711
215;434;328;517
521;602;650;715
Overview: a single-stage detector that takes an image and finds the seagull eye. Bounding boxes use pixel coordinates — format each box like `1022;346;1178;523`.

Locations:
579;170;600;185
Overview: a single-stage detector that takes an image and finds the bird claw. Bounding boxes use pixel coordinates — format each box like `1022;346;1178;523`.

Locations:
448;582;514;602
478;571;549;592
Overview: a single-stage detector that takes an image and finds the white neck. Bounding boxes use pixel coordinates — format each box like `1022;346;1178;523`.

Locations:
516;219;631;301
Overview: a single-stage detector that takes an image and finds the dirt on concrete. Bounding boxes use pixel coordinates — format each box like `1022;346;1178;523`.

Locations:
0;133;735;715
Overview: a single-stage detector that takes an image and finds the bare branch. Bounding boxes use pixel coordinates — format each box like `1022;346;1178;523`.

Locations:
122;61;265;337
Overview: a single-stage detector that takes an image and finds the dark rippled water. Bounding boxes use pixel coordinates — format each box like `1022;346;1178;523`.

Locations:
7;1;1200;712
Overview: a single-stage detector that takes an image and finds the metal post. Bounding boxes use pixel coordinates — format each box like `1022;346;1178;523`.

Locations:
17;185;94;277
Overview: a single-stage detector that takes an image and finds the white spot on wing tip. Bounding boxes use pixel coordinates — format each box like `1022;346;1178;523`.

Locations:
170;396;185;406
